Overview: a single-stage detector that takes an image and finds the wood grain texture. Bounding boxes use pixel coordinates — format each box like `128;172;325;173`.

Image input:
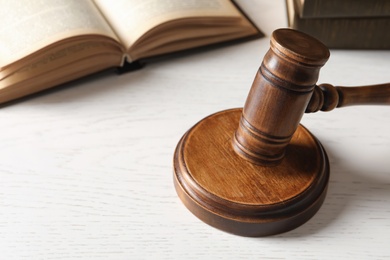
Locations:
173;29;334;236
306;83;390;112
0;1;389;259
174;108;329;236
233;28;329;165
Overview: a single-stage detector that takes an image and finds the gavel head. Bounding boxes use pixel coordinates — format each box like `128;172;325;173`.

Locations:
233;29;330;165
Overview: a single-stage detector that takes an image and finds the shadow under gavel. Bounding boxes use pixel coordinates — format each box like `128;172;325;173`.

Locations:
173;28;390;237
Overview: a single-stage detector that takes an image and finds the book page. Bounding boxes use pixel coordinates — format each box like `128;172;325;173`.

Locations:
0;0;119;67
93;0;242;51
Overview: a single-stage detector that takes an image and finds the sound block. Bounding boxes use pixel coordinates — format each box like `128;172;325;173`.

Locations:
173;108;329;237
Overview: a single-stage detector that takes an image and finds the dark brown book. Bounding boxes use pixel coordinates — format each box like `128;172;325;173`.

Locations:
0;0;263;105
287;0;390;49
296;0;390;18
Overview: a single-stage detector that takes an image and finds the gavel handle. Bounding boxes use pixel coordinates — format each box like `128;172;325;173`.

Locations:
306;83;390;113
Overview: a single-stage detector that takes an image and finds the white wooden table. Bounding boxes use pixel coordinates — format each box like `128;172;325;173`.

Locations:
1;1;390;259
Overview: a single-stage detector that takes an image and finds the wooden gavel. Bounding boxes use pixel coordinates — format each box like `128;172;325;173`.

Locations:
173;28;390;237
233;30;390;166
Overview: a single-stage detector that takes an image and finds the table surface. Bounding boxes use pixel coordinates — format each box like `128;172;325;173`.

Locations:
1;1;390;259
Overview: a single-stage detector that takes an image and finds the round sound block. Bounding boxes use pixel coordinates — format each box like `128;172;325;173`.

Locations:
173;108;329;236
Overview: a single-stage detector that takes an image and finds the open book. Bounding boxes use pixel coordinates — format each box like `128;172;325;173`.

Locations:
0;0;262;104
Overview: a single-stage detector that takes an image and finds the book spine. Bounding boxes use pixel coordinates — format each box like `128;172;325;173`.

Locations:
297;0;390;18
286;0;390;49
